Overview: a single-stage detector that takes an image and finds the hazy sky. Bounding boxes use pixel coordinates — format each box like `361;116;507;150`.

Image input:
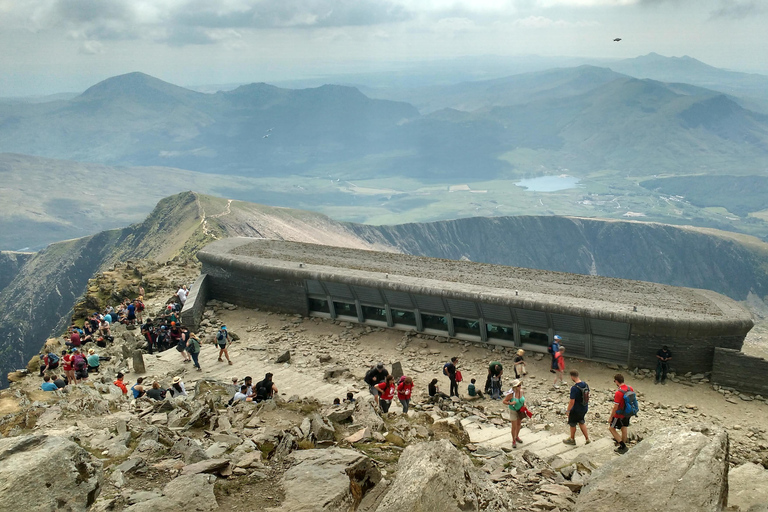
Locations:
1;0;766;96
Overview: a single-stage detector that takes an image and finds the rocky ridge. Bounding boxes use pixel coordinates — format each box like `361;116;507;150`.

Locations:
2;260;768;510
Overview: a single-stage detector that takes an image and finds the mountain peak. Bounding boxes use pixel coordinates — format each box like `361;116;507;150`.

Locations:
77;72;203;104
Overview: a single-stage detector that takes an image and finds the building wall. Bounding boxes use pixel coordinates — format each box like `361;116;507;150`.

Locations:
629;332;746;374
180;273;210;332
711;348;768;396
201;262;308;316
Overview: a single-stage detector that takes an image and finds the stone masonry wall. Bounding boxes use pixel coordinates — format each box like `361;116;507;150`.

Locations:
181;273;210;332
711;348;768;396
201;262;308;316
629;332;745;374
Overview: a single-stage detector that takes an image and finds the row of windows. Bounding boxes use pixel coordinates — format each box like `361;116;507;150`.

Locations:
308;297;550;347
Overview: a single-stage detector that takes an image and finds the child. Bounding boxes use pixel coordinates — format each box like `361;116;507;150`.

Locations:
468;378;485;399
514;349;527;378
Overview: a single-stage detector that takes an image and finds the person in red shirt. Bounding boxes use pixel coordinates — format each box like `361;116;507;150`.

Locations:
553;346;566;388
609;373;632;454
397;376;414;413
61;349;77;385
375;375;396;413
114;372;128;395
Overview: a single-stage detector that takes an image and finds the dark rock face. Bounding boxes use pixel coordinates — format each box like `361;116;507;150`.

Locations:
0;251;33;292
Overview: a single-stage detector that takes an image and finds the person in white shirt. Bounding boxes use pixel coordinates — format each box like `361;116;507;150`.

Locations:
177;285;188;305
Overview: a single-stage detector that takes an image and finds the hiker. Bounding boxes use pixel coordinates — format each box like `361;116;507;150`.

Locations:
41;375;58;391
443;357;459;397
216;325;233;365
168;376;187;397
126;300;137;325
66;327;81;349
99;318;111;337
254;373;278;402
243;376;254;396
233;385;252;402
52;374;67;389
175;327;191;363
343;392;356;403
146;381;166;400
114;373;128;395
177;285;188;305
428;378;449;401
549;334;562;373
609;373;635;454
142;319;157;354
513;349;527;378
375;375;396;413
131;377;146;399
655;345;672;385
135;297;145;324
563;370;591;446
39;351;60;376
364;363;389;406
502;379;525;449
553;346;566;388
62;349;77;385
186;332;202;371
87;348;100;373
467;378;484;399
397;376;414;413
73;349;89;381
486;361;503;399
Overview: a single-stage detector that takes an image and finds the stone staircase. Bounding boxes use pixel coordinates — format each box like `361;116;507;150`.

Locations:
462;416;618;469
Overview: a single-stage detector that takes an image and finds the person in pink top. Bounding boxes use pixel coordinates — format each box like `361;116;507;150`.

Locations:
397;376;414;413
375;375;396;413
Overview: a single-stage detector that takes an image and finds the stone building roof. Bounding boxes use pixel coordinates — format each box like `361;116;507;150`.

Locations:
198;238;754;333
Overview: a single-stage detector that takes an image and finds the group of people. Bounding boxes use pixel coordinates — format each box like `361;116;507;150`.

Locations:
364;363;415;413
230;374;278;403
112;373;187;400
39;346;103;390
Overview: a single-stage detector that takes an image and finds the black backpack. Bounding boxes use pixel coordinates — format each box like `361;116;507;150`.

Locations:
579;382;590;406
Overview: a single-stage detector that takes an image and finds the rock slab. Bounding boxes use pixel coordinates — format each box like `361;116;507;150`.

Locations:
124;474;218;512
728;462;768;512
0;435;102;512
575;426;729;512
376;439;513;511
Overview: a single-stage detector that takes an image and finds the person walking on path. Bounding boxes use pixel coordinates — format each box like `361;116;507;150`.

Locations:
376;375;396;413
216;325;233;365
553;346;566;388
444;357;459;397
609;373;633;454
364;363;389;407
549;335;562;370
397;376;414;413
563;370;591;446
502;379;525;449
655;346;672;384
186;332;202;371
513;350;527;379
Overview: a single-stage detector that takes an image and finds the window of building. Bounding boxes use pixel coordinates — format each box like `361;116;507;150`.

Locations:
421;313;448;332
308;298;330;314
392;309;417;327
520;328;549;348
486;323;515;342
454;317;480;337
333;301;357;318
361;305;387;323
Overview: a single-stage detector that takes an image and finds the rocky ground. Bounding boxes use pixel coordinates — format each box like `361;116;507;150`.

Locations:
2;260;768;511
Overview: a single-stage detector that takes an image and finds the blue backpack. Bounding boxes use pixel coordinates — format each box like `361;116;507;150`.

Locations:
48;353;60;365
620;387;639;417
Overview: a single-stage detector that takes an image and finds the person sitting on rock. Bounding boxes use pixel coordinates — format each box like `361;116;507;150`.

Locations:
73;349;89;381
233;385;253;403
146;381;167;400
52;374;67;389
427;378;449;402
254;373;278;402
333;398;341;406
65;327;81;349
343;392;356;403
39;351;60;376
168;376;187;397
131;377;146;399
99;318;111;338
86;348;100;373
41;375;58;391
468;378;484;399
114;372;128;395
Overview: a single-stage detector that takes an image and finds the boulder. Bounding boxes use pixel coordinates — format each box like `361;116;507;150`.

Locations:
276;350;291;363
324;366;349;380
171;437;209;464
181;458;230;476
345;428;371;444
575;426;728;512
353;398;385;433
431;417;470;446
728;462;768;512
124;474;218;512
132;350;146;374
391;361;404;380
282;448;382;511
0;435;102;511
310;414;336;443
325;403;355;423
376;439;513;511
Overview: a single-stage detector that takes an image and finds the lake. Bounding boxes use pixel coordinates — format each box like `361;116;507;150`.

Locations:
515;175;581;192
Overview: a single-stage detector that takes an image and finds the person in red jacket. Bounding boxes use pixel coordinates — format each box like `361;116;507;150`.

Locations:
375;375;396;413
62;349;77;386
397;376;414;413
609;373;633;454
113;372;128;396
553;346;566;389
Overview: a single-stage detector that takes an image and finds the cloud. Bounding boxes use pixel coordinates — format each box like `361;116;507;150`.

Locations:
511;15;600;27
709;0;763;19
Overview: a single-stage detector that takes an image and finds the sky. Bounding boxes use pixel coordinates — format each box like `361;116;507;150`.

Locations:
0;0;766;96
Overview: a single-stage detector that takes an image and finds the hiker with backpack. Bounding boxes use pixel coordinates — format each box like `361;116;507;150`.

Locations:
443;357;460;397
552;346;566;388
485;361;503;399
254;373;278;402
216;325;233;365
609;373;638;454
563;370;591;446
186;332;203;371
397;376;414;413
364;363;389;407
39;351;60;376
548;334;562;372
